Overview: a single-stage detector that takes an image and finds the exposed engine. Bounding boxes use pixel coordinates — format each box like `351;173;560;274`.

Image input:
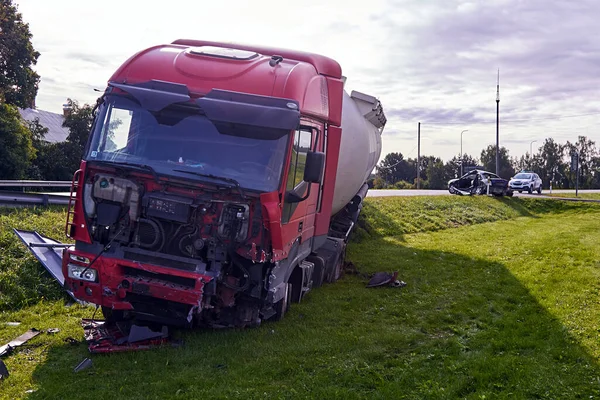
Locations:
83;173;251;266
76;172;270;327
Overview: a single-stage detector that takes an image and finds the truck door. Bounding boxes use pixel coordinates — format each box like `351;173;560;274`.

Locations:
281;127;321;252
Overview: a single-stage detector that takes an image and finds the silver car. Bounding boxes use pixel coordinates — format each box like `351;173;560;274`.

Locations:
509;172;542;194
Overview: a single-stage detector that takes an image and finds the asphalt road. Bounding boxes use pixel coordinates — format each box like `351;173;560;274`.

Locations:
367;189;600;198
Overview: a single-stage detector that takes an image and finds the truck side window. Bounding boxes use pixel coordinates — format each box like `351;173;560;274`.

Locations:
286;129;313;192
282;129;313;224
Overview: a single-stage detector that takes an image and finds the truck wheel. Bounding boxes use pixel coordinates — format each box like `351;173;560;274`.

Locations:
273;283;291;321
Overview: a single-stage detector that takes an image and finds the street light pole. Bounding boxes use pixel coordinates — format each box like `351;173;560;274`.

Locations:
529;140;537;168
460;129;469;176
417;122;421;189
496;69;500;176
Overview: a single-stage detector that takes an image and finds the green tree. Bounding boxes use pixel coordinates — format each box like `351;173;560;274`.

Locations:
34;142;82;181
590;156;600;188
377;152;416;185
25;116;48;145
0;0;40;108
23;117;48;179
0;103;35;178
418;155;437;181
372;175;387;189
565;136;597;189
536;138;565;188
425;157;452;189
62;98;94;151
446;154;478;178
480;145;514;179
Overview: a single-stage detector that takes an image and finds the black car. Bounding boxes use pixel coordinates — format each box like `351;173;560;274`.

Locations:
448;169;513;197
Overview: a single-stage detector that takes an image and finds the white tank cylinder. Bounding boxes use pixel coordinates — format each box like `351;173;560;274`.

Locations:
331;90;386;215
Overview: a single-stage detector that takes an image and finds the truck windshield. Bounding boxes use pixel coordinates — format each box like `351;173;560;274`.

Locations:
85;95;289;192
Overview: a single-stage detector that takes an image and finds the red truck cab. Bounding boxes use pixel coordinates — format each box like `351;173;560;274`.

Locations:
62;40;377;327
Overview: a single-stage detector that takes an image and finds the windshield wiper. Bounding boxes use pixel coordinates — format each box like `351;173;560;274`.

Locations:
173;169;246;200
90;160;160;182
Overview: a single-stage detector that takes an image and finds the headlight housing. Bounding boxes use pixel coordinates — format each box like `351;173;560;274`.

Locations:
67;264;98;282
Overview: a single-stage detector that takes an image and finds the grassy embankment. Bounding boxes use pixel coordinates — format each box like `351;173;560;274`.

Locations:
1;197;600;399
545;192;600;200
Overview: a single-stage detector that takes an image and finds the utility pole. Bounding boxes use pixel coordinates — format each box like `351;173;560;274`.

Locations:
417;122;421;189
496;69;500;176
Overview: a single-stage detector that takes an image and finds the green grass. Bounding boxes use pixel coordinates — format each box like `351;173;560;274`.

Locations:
354;195;596;238
545;192;600;200
0;207;72;312
2;198;600;398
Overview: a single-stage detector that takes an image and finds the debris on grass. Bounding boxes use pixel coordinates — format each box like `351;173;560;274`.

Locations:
0;359;8;380
0;328;41;357
73;358;93;373
366;271;407;288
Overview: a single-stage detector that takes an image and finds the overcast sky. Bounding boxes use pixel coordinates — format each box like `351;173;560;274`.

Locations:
13;0;600;162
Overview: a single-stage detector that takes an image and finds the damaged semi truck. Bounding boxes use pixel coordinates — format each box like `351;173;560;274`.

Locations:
61;40;386;328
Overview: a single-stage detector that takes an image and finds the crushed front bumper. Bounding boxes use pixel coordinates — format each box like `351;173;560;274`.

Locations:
64;249;214;325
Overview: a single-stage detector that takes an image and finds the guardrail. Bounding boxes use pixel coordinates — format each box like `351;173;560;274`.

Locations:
0;180;71;206
0;190;70;206
0;180;71;188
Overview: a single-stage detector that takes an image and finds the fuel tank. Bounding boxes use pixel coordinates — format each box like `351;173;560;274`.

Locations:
331;90;386;215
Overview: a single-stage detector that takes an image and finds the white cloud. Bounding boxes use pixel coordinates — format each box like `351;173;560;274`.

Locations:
13;0;600;164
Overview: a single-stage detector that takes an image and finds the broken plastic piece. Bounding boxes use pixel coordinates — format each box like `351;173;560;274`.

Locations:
0;328;41;357
0;359;8;380
366;271;399;288
4;322;20;326
47;328;60;334
81;319;173;353
74;358;93;372
127;324;168;343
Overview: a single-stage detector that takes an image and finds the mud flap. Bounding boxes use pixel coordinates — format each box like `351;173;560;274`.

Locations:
12;229;82;303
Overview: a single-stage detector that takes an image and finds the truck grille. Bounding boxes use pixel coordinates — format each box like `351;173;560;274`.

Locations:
122;266;196;288
123;249;199;272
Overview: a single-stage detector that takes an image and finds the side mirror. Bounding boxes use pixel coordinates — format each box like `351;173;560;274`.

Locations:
303;151;325;184
284;187;305;203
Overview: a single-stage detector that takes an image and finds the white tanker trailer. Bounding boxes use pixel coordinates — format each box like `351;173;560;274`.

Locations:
332;89;384;215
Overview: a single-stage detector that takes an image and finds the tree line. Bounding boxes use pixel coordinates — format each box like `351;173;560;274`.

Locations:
373;136;600;190
0;0;93;182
